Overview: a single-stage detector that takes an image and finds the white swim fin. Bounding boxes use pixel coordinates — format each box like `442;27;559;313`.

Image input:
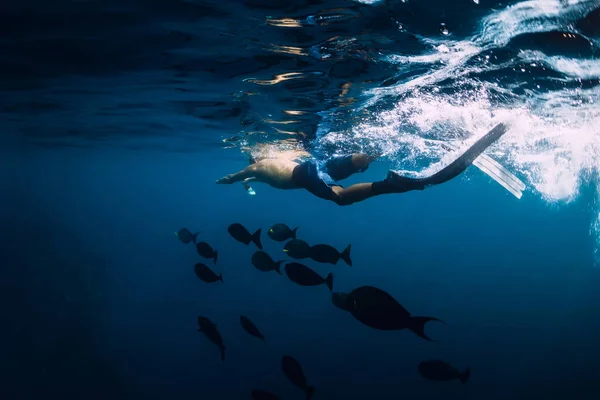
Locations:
442;143;525;199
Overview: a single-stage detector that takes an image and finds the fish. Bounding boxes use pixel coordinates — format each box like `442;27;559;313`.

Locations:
268;223;299;242
281;355;315;400
228;223;262;249
240;315;266;343
332;286;444;341
331;292;353;312
282;239;311;259
197;316;226;361
196;242;218;264
251;389;281;400
251;251;283;274
418;360;470;384
194;263;223;284
309;243;352;267
283;240;352;266
284;263;333;292
175;228;198;244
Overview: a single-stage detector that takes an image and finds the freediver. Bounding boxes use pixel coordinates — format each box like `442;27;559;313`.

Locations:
216;123;519;205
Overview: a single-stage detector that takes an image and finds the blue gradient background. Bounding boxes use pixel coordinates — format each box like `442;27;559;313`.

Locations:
2;0;600;399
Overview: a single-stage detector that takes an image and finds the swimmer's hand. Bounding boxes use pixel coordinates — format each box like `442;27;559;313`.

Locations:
216;175;234;184
242;178;256;195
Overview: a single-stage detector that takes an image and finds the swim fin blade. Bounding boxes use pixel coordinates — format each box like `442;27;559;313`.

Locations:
441;141;525;199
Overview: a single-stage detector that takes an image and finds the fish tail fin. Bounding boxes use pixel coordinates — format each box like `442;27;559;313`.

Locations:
408;316;445;342
324;273;333;292
219;273;224;284
261;335;267;344
274;261;283;275
292;227;299;239
460;367;471;385
220;345;226;361
192;232;199;244
252;228;263;249
340;244;352;267
306;385;316;400
214;251;218;264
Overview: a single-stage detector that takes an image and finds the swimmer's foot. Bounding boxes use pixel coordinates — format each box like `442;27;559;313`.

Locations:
371;171;427;195
385;171;428;191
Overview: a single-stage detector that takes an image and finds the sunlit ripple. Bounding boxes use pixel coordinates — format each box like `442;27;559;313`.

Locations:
312;0;600;259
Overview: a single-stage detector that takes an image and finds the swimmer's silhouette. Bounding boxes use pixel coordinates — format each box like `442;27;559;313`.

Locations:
217;123;516;206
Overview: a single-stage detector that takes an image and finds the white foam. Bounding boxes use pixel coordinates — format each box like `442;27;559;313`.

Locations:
316;0;600;259
474;0;596;47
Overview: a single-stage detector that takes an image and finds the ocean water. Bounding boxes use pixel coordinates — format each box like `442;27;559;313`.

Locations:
2;0;600;399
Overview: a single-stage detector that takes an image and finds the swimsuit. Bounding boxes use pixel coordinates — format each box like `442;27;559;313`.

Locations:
291;159;339;201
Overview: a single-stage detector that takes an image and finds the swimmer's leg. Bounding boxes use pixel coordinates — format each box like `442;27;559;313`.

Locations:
324;153;380;182
331;184;375;206
317;123;509;206
376;122;510;193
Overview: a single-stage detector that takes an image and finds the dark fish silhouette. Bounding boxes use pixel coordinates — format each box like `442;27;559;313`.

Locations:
418;360;470;384
310;243;352;267
283;239;311;259
175;228;198;244
285;262;333;292
251;251;283;274
196;242;218;264
283;240;352;266
281;355;315;400
268;223;298;241
228;223;262;249
251;389;281;400
194;263;223;284
197;316;226;361
240;315;266;343
331;286;444;341
331;292;352;312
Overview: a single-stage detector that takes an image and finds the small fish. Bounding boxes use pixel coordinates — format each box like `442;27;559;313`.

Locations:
282;239;311;259
285;263;333;292
228;223;262;249
251;251;283;274
268;223;298;242
194;263;223;284
240;315;266;343
197;316;226;361
418;360;470;384
310;244;352;267
281;355;315;400
251;389;281;400
175;228;198;244
196;242;218;264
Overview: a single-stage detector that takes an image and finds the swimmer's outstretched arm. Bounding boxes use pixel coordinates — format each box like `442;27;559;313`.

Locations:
216;165;257;184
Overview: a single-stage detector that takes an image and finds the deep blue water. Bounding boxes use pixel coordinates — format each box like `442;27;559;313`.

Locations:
2;1;600;399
